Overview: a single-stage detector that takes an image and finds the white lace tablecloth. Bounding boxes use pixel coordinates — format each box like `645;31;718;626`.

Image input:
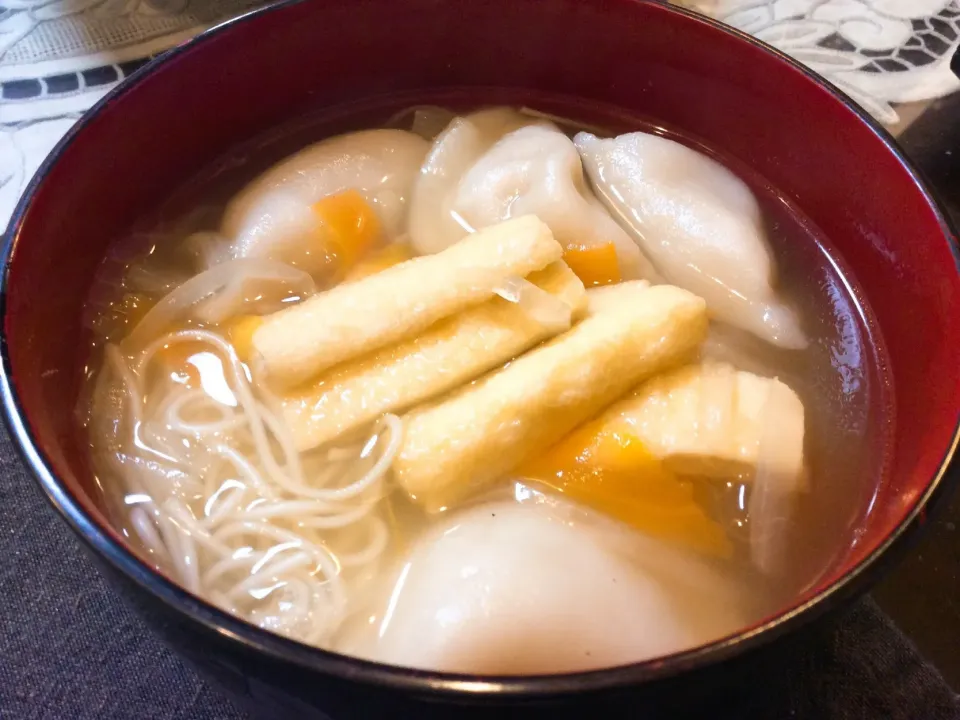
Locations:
2;0;958;232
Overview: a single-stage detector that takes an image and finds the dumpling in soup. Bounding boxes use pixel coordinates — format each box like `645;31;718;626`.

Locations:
407;107;534;254
217;129;429;275
336;492;748;674
575;131;806;348
409;112;657;283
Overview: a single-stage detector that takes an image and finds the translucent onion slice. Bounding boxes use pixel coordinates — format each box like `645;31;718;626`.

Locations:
182;230;234;271
494;276;573;334
124;259;314;350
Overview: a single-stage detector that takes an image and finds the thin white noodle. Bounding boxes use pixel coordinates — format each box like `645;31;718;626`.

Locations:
202;481;248;525
213;444;278;498
166;390;243;435
129;506;169;561
93;320;400;645
208;521;343;585
194;268;314;325
164;500;235;558
337;516;389;568
237;500;362;523
155;510;193;590
134;330;305;490
227;553;315;600
255;413;401;502
202;457;231;498
266;502;376;529
203;554;265;588
164;498;202;594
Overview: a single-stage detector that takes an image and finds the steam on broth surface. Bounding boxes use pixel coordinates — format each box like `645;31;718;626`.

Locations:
79;103;890;674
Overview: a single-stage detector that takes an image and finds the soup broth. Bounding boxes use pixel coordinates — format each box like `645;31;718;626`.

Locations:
79;99;892;673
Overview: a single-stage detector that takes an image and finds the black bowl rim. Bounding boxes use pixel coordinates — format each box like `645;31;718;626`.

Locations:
2;0;959;699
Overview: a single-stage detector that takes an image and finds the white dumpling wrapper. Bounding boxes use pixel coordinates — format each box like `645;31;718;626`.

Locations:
407;108;532;255
575;131;806;349
336;493;748;674
220;129;429;273
409;113;657;280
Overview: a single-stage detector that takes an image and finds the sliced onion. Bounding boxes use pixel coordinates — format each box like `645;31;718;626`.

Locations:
125;264;189;295
494;276;572;334
193;272;313;325
123;259;314;350
182;231;233;271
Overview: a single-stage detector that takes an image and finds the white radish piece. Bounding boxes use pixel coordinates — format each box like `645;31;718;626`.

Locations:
748;380;807;577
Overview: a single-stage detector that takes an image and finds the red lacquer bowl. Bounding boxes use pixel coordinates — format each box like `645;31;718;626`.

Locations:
2;1;959;717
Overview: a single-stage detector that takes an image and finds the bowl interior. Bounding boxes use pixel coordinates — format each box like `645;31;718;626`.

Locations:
4;0;960;681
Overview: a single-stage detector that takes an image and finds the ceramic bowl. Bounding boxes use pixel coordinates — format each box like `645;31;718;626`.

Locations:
3;1;959;718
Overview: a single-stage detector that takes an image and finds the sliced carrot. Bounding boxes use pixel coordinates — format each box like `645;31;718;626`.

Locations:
223;315;263;361
562;243;621;287
311;189;382;273
153;342;207;388
343;242;413;283
519;419;731;558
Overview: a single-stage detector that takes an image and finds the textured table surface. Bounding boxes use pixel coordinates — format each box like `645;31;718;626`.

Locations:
2;2;960;718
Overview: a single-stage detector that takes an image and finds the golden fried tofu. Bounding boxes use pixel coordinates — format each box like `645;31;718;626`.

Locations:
253;215;562;387
281;262;585;450
393;282;708;512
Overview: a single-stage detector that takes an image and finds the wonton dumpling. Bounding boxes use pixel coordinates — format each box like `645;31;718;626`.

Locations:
575;131;806;349
336;493;748;674
220;129;429;273
409;114;656;281
407;108;532;254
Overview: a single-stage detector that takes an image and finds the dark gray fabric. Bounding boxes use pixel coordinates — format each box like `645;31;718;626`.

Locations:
761;599;960;720
0;429;247;720
0;422;956;720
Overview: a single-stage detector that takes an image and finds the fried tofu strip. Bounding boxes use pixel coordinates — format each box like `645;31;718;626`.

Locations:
253;215;562;387
394;282;708;512
281;262;586;450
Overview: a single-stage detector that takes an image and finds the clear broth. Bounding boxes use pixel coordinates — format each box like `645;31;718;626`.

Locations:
80;94;894;661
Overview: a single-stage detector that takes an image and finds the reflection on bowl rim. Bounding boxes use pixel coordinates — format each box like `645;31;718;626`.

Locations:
1;0;959;699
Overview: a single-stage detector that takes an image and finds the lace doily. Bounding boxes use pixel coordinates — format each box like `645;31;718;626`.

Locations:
0;0;267;229
2;0;959;231
675;0;960;124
